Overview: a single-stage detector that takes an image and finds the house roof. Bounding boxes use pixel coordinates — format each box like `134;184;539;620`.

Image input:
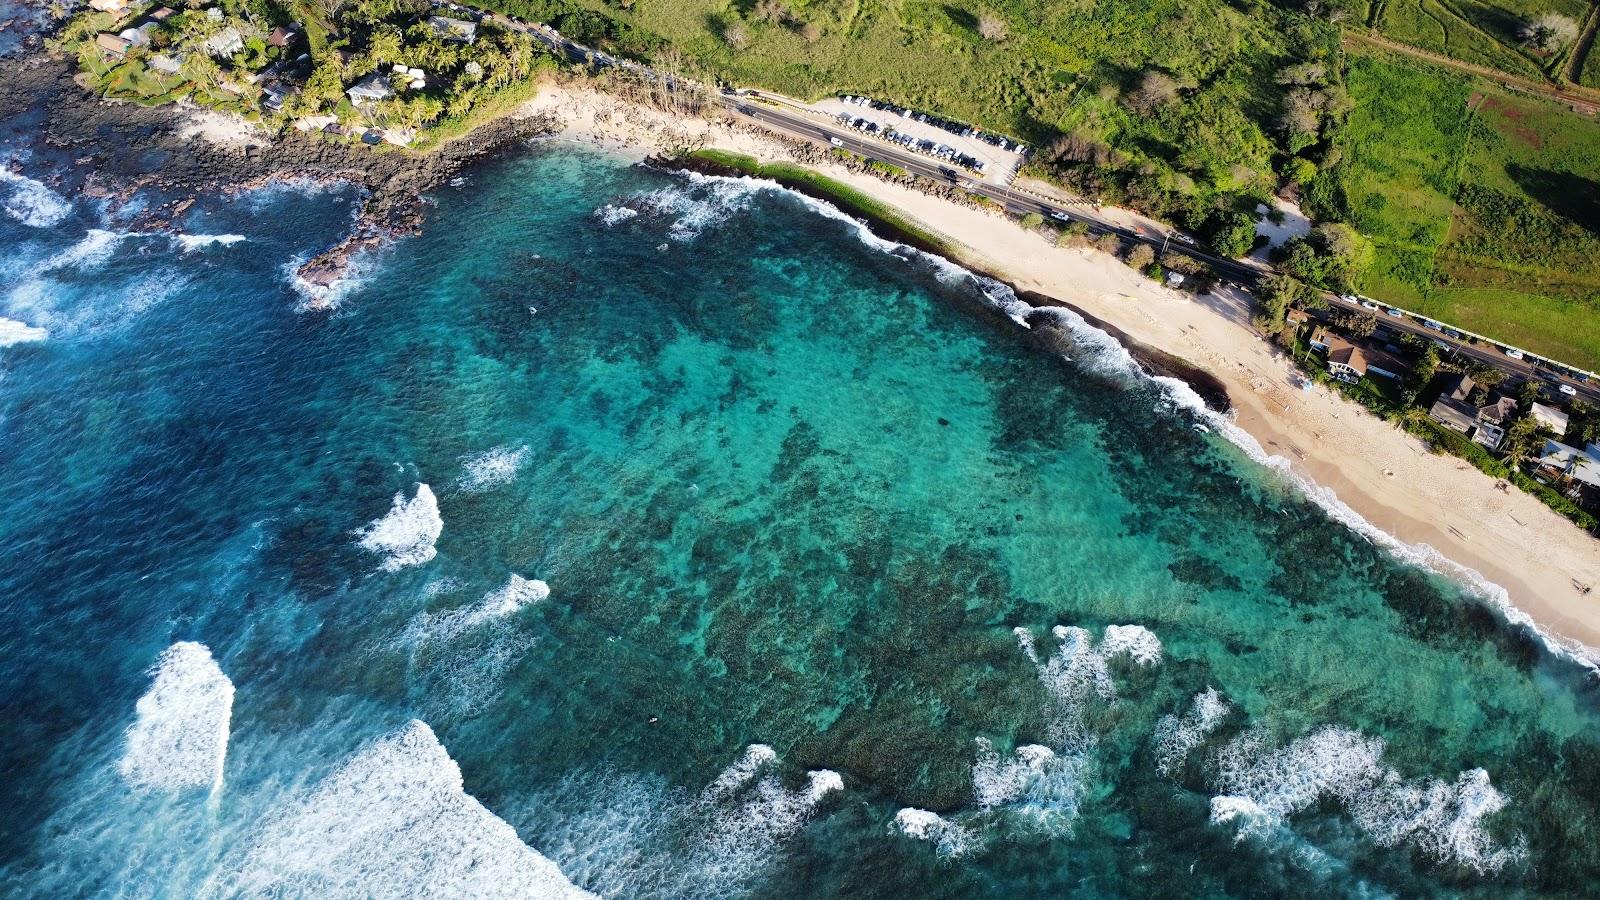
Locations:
1441;372;1474;402
1539;440;1600;488
346;73;393;100
1531;402;1570;434
1477;396;1518;425
1429;396;1478;431
95;32;131;54
267;26;297;47
1328;344;1365;372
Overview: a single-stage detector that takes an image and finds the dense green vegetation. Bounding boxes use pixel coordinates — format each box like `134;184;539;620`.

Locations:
57;0;552;142
1307;51;1600;368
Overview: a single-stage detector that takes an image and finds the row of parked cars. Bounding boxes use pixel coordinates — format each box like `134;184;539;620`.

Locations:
1339;293;1588;393
834;115;988;173
837;95;1026;154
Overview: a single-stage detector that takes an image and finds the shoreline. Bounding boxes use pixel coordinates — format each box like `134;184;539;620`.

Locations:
513;83;1600;661
5;56;1599;662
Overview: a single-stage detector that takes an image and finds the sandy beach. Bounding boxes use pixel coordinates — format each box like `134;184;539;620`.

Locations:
522;81;1600;658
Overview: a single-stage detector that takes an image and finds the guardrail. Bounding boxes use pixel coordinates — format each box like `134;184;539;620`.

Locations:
1349;294;1597;383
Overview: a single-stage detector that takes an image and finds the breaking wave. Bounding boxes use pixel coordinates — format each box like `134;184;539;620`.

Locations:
0;316;47;347
520;744;841;898
592;203;639;227
175;233;248;251
38;229;130;272
220;719;595;898
1209;724;1528;874
891;808;977;858
632;175;761;242
117;641;235;794
1018;623;1161;750
409;574;548;645
356;483;442;572
457;444;531;493
1151;687;1230;777
0;165;72;227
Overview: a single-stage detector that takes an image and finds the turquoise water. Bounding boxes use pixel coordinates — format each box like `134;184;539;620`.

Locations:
0;144;1597;897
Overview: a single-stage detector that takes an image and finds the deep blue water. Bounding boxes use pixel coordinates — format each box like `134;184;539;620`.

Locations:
0;143;1597;898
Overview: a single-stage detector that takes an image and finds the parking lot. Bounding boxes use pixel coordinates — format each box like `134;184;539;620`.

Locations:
810;97;1027;185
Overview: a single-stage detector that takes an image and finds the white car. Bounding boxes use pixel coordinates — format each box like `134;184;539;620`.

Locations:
1560;384;1578;396
1504;348;1524;360
829;137;843;146
1359;300;1379;311
1049;210;1071;222
1172;233;1196;246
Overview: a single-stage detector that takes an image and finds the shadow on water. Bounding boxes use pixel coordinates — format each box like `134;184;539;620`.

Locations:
1506;165;1600;237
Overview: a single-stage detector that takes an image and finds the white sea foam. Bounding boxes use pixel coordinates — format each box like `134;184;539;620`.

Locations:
175;233;247;250
633;175;762;242
117;641;235;794
223;720;596;898
457;444;531;493
1019;623;1162;750
1151;687;1230;777
0;316;47;347
412;574;549;644
593;203;639;226
970;738;1083;835
356;483;442;571
892;808;977;858
38;228;129;272
0;166;72;227
690;749;843;892
1208;725;1527;873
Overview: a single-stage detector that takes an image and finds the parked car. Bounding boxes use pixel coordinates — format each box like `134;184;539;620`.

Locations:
1503;347;1524;360
1386;308;1405;318
1359;300;1379;311
1172;232;1196;246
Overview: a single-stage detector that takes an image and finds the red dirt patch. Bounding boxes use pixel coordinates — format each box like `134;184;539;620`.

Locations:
1480;94;1543;148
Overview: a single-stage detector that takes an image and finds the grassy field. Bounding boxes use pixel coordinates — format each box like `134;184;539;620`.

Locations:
1312;50;1600;368
1368;0;1591;79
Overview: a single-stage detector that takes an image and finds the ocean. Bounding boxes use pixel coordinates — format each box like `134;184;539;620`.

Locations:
0;142;1596;898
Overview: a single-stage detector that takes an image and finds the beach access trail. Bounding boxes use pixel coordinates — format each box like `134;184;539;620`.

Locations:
520;83;1600;657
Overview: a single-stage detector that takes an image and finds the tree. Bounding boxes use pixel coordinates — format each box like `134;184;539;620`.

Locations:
752;0;790;24
1123;70;1178;114
722;22;750;50
1125;243;1156;270
1519;13;1578;51
1203;209;1258;258
1333;310;1377;337
977;11;1009;41
1092;232;1122;255
1019;211;1044;230
1407;345;1440;403
1503;414;1541;466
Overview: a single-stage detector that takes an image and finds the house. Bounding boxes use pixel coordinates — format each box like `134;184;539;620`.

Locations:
203;27;243;58
427;15;477;43
1531;402;1570;435
1285;308;1312;329
1473;396;1519;449
1310;327;1406;385
266;26;299;48
260;79;295;111
1429;373;1478;433
346;73;394;104
88;0;130;13
1536;440;1600;489
94;32;131;57
149;6;176;20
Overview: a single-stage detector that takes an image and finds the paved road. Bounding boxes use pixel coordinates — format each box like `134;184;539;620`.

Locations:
507;15;1600;406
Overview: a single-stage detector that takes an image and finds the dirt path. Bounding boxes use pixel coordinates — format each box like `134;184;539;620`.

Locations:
1343;29;1600;115
1567;1;1600;85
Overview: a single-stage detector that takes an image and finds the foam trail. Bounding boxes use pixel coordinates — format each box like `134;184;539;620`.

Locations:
0;316;47;347
1151;687;1230;777
1209;725;1527;873
222;720;596;898
690;749;843;893
356;483;442;572
892;808;977;858
457;445;531;493
0;166;72;227
38;229;128;272
118;641;235;795
175;233;248;251
412;574;549;644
